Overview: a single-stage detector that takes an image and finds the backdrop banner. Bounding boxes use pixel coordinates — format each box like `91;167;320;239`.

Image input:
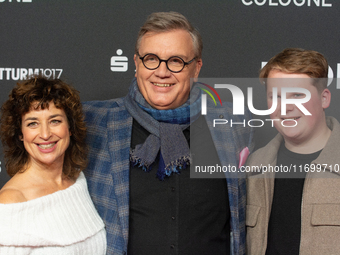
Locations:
0;0;339;187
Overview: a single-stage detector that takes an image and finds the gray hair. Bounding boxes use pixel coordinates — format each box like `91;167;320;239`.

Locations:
135;12;203;59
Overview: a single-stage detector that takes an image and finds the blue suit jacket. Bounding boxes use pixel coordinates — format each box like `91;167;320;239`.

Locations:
83;97;253;255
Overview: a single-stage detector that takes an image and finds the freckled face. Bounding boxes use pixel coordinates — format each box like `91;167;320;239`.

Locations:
21;102;71;168
134;29;202;110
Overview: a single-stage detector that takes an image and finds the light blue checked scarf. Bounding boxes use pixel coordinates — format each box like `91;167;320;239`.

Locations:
124;78;201;180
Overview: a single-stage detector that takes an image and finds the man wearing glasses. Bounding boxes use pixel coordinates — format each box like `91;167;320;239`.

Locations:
83;12;253;255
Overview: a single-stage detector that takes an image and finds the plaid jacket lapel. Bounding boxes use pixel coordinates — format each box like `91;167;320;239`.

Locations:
106;99;132;248
83;98;132;255
205;101;253;255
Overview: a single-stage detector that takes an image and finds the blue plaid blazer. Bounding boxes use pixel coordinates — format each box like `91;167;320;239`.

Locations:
83;98;253;255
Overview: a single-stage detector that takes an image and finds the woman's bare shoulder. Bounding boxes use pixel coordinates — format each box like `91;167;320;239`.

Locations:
0;173;30;204
0;188;27;204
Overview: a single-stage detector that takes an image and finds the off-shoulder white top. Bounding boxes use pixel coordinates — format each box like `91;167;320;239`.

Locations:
0;172;106;255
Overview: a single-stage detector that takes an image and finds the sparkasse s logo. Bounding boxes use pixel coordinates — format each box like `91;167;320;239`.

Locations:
110;49;128;72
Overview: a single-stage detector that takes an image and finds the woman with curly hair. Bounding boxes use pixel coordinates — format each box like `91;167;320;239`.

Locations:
0;76;106;254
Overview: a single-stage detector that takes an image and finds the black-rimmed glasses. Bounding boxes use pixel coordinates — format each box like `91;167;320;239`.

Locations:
138;53;196;73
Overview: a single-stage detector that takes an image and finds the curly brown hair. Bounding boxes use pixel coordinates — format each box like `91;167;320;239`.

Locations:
0;76;87;178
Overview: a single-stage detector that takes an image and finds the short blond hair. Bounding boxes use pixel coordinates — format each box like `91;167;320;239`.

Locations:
260;48;328;92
